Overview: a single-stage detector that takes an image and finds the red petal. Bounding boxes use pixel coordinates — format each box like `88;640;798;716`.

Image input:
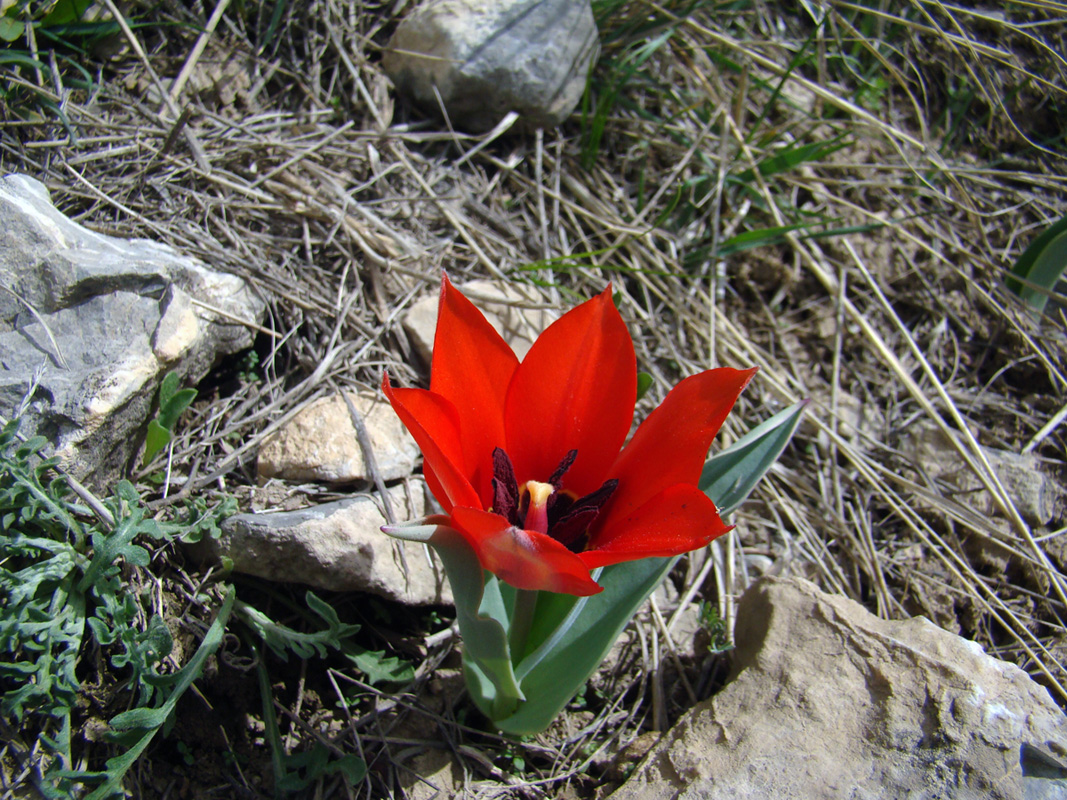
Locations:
430;276;519;505
593;366;756;539
451;507;603;596
579;484;730;569
382;374;481;511
504;287;635;496
421;462;450;513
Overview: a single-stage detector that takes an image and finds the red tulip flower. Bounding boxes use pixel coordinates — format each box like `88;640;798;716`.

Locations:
383;277;756;597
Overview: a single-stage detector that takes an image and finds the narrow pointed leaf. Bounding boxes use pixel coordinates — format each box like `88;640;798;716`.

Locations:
157;371;180;410
1006;214;1067;315
141;419;171;466
699;400;807;515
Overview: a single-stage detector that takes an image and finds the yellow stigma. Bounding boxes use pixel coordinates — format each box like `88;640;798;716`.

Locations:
522;480;554;535
525;480;554;508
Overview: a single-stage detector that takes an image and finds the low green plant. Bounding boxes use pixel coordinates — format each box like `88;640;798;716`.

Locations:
235;589;414;684
0;0;118;123
235;590;415;795
0;418;228;797
580;2;880;273
582;0;715;169
254;643;368;795
172;491;239;544
1;417;403;796
236;348;262;384
142;371;197;466
697;601;731;654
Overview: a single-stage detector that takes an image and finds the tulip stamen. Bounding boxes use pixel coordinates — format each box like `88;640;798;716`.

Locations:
489;447;618;553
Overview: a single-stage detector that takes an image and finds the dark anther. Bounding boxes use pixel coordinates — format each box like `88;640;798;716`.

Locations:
491;447;519;525
552;479;618;549
517;489;530;529
546;492;574;527
548;449;578;489
490;446;618;554
553;507;599;548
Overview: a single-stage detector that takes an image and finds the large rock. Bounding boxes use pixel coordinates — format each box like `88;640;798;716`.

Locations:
195;485;452;605
383;0;599;132
257;391;418;484
611;577;1067;800
0;174;263;483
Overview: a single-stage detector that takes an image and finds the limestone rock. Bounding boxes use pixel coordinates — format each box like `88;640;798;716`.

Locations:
257;391;418;484
403;280;553;364
903;423;1064;526
383;0;599;132
194;484;452;605
611;576;1067;800
0;174;263;484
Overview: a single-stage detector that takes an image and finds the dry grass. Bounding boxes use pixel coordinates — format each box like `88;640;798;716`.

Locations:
2;0;1066;796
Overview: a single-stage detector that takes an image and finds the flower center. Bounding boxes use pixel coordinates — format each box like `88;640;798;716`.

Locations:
490;448;618;552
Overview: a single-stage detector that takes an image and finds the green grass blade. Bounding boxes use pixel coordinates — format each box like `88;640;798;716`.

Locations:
735;136;850;183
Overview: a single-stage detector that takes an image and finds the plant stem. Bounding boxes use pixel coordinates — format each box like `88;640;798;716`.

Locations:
508;589;539;662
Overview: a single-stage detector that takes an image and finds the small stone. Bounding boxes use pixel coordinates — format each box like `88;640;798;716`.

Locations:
403;280;554;364
396;748;463;800
257;391;418;484
191;484;452;605
611;576;1067;800
383;0;600;132
742;553;774;578
903;423;1064;526
802;388;885;446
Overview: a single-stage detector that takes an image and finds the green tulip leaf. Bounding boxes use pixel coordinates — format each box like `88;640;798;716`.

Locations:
512;585;578;665
700;400;807;515
492;556;675;736
1006;213;1067;315
382;520;523;717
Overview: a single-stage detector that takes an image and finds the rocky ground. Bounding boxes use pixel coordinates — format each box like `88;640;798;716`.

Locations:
1;1;1066;798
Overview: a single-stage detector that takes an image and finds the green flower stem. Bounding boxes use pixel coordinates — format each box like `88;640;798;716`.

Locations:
508;589;539;664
